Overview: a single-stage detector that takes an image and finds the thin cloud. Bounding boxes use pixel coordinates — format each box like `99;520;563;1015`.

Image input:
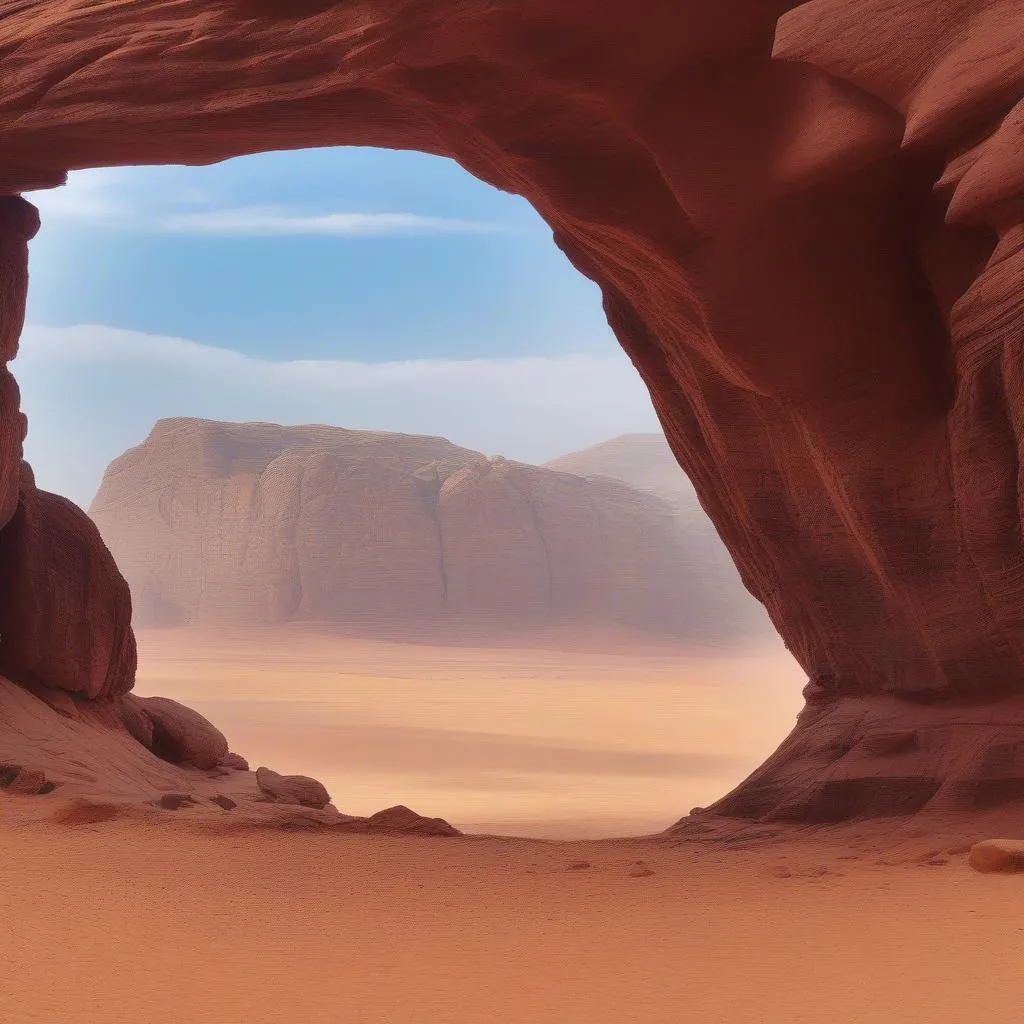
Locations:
26;171;503;237
15;324;661;506
158;206;502;237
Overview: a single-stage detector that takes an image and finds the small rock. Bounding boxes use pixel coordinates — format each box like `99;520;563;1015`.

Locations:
6;768;48;795
968;839;1024;873
769;865;793;878
54;799;120;825
256;766;331;809
211;794;236;810
566;861;592;871
219;752;249;772
629;867;655;877
157;793;194;810
4;767;49;795
136;696;228;770
924;857;948;866
364;805;461;836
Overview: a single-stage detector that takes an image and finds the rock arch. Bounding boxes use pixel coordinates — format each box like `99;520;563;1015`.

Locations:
1;0;1023;826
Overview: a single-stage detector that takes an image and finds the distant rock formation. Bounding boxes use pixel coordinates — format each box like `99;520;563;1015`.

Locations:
546;435;774;637
88;418;766;642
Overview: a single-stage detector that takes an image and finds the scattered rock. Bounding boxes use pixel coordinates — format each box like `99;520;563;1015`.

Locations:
157;793;194;810
363;805;461;836
566;861;592;871
211;794;236;810
923;857;948;866
54;799;120;825
256;766;331;809
135;695;229;770
2;766;49;795
219;752;249;771
629;867;656;877
968;839;1024;873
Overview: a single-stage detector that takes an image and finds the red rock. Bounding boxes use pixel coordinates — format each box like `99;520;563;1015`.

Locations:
134;696;229;770
211;794;237;810
255;766;331;809
218;752;249;772
157;793;194;810
3;766;47;795
0;0;1019;822
24;682;79;719
118;694;155;748
0;465;136;699
967;840;1024;874
364;806;462;836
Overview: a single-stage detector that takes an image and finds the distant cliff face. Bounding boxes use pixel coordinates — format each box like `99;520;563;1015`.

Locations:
546;435;774;637
88;419;765;641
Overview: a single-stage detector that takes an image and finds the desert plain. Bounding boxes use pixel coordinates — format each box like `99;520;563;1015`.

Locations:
1;629;1022;1023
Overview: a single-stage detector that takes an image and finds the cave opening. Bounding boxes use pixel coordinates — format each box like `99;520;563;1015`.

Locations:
7;147;795;838
0;0;1022;835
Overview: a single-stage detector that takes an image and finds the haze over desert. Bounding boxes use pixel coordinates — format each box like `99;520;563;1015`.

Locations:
4;0;1024;1019
132;628;805;838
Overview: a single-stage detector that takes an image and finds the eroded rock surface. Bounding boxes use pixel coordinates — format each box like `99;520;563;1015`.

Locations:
255;767;332;809
0;0;1021;824
89;418;740;640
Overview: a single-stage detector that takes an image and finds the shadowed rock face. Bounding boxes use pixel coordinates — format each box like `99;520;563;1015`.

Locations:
0;0;1022;825
89;418;751;641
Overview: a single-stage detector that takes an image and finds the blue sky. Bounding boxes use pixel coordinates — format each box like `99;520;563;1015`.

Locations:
15;147;661;506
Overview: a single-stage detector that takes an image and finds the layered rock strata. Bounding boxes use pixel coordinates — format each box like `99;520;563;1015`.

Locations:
0;0;1020;824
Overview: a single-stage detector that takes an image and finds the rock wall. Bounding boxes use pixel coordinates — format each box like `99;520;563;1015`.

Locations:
89;418;744;640
0;0;1022;822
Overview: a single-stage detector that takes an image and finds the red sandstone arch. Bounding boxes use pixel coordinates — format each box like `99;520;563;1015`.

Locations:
1;0;1023;827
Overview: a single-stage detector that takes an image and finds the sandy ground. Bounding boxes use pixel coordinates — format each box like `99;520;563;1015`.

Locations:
0;818;1021;1024
5;630;1022;1022
132;628;806;837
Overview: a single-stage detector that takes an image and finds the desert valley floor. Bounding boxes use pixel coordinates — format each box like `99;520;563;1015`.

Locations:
2;630;1023;1022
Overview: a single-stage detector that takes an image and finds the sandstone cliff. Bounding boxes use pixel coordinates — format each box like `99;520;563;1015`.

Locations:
1;0;1022;826
546;435;774;638
89;418;753;641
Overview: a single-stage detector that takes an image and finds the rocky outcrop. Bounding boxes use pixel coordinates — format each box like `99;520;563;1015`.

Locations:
545;435;775;637
0;462;136;699
0;0;1022;825
255;767;331;809
88;418;743;640
132;695;230;771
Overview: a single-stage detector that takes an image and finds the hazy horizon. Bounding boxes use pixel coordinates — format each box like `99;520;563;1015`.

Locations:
18;150;665;509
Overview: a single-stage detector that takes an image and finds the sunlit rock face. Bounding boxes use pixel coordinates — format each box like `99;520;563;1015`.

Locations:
88;418;751;641
0;0;1022;822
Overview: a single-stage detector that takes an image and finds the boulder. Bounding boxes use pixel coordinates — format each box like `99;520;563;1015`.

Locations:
255;766;331;809
134;695;228;770
968;840;1024;874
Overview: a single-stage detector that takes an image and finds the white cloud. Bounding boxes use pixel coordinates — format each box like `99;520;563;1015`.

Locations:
13;324;661;507
26;171;502;237
158;206;501;236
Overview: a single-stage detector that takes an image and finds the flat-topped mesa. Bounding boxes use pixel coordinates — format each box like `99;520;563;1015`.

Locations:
0;0;1022;825
88;418;745;640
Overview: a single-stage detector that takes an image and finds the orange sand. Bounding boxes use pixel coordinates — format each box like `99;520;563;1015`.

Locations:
3;630;1017;1023
132;628;806;837
0;820;1018;1023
